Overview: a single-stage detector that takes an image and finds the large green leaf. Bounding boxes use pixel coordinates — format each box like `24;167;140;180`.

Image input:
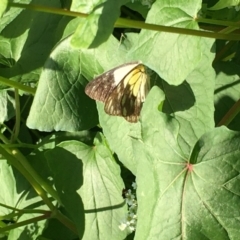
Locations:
163;38;215;155
0;0;63;86
26;29;130;131
0;0;7;18
95;86;164;175
208;0;240;10
97;38;215;174
129;0;203;85
133;87;240;240
71;0;127;49
26;36;98;131
0;160;47;240
0;89;16;122
46;134;127;240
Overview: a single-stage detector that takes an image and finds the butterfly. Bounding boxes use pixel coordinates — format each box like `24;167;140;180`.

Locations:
85;61;150;122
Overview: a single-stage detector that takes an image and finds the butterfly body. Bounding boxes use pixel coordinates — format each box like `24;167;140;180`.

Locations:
85;62;150;122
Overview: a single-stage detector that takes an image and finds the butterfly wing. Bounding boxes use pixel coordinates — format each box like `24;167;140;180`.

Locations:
84;70;116;102
85;62;140;102
104;64;150;122
104;82;141;122
85;62;149;123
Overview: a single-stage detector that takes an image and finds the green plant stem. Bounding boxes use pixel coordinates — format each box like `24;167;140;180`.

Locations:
0;209;77;235
0;132;10;144
0;147;57;211
197;17;240;28
216;20;240;34
11;89;20;143
0;202;77;234
9;2;88;17
116;18;240;40
12;149;61;204
1;143;37;149
0;76;35;95
213;41;236;63
9;2;240;41
0;213;50;233
217;99;240;127
219;26;239;34
0;202;48;215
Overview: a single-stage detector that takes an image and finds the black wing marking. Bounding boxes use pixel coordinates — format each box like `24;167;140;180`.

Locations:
104;78;125;117
85;70;116;102
104;65;148;122
85;61;149;123
84;62;140;102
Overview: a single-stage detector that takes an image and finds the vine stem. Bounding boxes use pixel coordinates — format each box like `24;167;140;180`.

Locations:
9;2;240;41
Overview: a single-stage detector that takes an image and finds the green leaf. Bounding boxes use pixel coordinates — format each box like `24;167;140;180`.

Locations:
96;86;165;175
26;36;98;131
0;0;7;18
46;134;127;240
98;103;142;174
208;0;240;10
129;0;202;85
0;0;63;86
162;38;215;155
71;15;100;49
0;160;47;239
45;143;85;238
27;25;130;131
0;89;16;123
132;88;182;240
134;123;240;239
71;0;127;49
96;37;215;174
125;1;151;18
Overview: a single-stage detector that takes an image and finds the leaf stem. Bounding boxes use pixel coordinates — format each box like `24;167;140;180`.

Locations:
116;18;240;41
0;76;35;95
0;213;50;233
11;89;20;143
0;146;59;210
9;3;240;41
9;2;88;18
217;99;240;127
197;17;240;28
